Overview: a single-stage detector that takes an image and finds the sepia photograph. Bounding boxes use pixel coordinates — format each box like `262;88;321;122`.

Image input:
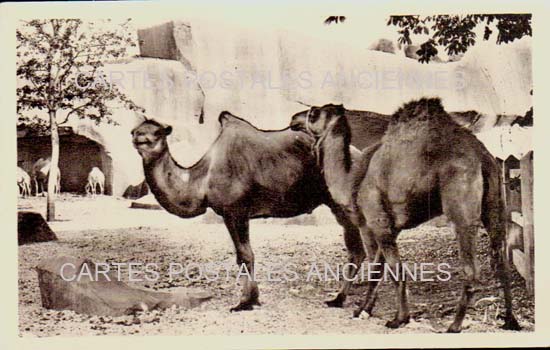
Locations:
1;0;548;348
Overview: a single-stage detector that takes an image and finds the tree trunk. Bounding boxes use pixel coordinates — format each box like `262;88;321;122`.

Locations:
46;110;59;221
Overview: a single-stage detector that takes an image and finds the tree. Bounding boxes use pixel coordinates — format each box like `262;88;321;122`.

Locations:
324;16;346;25
388;14;532;63
17;19;144;221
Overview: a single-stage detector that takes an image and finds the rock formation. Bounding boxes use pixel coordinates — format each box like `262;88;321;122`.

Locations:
37;256;212;316
18;211;57;245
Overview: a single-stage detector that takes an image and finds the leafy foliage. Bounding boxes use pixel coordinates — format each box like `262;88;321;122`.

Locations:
388;14;532;63
17;19;145;126
17;115;49;135
324;16;346;25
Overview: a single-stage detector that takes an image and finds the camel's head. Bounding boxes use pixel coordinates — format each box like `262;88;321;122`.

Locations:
131;119;173;162
290;104;346;137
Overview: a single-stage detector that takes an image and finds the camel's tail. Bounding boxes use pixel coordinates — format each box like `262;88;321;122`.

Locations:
481;150;520;328
481;151;507;269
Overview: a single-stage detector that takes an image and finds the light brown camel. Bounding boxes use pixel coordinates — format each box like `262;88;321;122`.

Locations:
85;167;105;196
17;166;31;197
31;158;60;196
132;112;364;311
290;99;521;333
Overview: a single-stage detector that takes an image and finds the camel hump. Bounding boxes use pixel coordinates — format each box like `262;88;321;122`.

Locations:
218;111;256;130
392;97;448;123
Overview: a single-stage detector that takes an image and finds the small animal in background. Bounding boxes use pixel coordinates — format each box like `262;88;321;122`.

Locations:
85;167;105;196
17;167;31;197
31;157;60;196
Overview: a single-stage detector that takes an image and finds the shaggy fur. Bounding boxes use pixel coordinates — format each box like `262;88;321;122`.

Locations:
132;112;365;311
302;98;521;333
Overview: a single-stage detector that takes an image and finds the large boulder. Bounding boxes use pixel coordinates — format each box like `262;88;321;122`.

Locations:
18;211;57;245
37;256;212;316
137;22;182;60
123;180;150;199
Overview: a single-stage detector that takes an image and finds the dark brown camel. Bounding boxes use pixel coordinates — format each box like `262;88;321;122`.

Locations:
290;99;521;333
131;112;364;311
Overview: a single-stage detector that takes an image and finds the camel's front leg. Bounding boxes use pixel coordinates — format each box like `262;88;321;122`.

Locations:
354;226;384;317
224;215;260;312
326;203;365;307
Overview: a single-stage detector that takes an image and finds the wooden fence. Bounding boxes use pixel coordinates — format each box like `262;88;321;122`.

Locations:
502;151;534;295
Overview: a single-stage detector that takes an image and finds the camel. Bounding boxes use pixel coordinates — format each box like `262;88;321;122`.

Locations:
85;167;105;196
17;167;31;197
31;158;60;196
292;107;502;149
290;108;389;151
132;112;366;311
290;99;521;333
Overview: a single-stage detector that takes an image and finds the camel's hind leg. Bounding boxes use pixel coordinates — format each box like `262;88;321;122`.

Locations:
487;233;521;330
326;203;366;307
442;170;483;333
446;222;480;333
224;214;260;312
482;166;521;330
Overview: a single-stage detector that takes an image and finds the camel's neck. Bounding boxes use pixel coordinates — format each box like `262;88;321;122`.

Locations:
143;148;209;218
319;119;354;208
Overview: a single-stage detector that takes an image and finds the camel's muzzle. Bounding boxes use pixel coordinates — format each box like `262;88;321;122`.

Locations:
132;137;151;148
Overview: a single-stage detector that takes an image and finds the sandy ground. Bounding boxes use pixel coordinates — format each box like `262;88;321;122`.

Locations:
18;195;534;337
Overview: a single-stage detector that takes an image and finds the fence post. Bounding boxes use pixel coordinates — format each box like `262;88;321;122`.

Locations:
520;151;534;295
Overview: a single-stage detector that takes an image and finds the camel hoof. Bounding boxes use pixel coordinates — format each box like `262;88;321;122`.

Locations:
230;303;254;312
325;294;344;308
446;324;462;333
352;308;364;318
502;317;521;331
385;316;409;329
230;299;260;312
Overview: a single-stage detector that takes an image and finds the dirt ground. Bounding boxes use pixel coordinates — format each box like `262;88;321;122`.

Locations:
18;195;534;337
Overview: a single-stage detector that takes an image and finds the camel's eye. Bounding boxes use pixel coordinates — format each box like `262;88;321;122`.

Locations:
309;110;320;123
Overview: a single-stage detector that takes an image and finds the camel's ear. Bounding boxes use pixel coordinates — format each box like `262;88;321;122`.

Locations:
336;104;345;115
164;125;173;136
